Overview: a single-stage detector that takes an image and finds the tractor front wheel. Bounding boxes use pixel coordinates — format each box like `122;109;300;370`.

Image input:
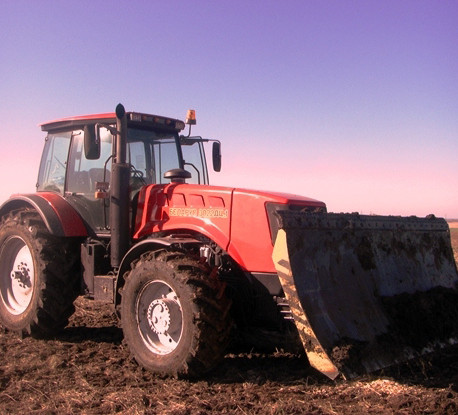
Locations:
121;250;232;377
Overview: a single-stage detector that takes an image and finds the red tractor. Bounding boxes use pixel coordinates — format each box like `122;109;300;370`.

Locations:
1;104;457;379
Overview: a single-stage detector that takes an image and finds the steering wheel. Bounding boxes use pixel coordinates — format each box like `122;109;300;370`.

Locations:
130;165;147;185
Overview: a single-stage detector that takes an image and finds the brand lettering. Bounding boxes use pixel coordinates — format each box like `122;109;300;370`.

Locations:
169;207;229;219
169;207;198;217
198;208;229;219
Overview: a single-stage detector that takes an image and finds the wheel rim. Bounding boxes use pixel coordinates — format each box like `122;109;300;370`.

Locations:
0;236;35;315
136;280;183;355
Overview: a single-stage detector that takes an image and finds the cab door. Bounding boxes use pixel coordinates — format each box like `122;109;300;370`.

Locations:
65;127;113;234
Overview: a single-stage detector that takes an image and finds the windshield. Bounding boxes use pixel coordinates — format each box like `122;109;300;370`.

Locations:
127;128;208;185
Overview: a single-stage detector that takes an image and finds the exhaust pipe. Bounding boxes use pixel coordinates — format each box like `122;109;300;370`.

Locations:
110;103;130;268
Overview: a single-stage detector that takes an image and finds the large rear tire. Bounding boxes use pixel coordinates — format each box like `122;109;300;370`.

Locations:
121;250;232;377
0;209;80;336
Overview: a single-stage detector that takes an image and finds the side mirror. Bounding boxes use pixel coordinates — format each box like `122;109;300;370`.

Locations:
212;141;222;172
84;125;100;160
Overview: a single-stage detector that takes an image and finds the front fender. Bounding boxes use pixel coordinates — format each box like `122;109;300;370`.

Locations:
115;235;202;307
0;193;89;237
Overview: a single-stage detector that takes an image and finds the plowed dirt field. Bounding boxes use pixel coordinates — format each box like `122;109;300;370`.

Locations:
1;229;458;414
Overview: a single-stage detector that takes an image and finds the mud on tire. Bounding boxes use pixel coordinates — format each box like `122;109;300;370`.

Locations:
121;249;232;378
0;209;81;336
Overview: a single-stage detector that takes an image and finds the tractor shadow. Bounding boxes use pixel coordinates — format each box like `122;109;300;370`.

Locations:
58;325;124;345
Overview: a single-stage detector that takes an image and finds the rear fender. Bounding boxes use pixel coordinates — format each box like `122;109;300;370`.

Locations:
0;193;89;237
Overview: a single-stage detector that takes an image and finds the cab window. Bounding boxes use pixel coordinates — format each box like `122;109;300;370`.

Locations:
37;132;71;193
66;128;113;196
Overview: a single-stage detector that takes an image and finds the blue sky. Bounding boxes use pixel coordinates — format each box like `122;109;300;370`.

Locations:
1;0;457;217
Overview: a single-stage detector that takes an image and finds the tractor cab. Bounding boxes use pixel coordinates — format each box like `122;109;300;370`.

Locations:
37;109;220;234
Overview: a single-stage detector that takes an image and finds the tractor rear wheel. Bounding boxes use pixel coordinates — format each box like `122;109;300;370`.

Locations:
121;250;232;377
0;209;80;336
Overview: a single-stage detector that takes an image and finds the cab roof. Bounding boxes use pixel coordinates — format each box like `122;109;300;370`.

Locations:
40;112;186;133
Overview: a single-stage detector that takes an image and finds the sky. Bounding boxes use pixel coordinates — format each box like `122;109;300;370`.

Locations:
1;0;457;218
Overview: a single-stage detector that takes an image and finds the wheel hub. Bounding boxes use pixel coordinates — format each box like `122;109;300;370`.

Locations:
0;236;35;315
147;298;181;335
12;263;32;288
136;280;183;355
